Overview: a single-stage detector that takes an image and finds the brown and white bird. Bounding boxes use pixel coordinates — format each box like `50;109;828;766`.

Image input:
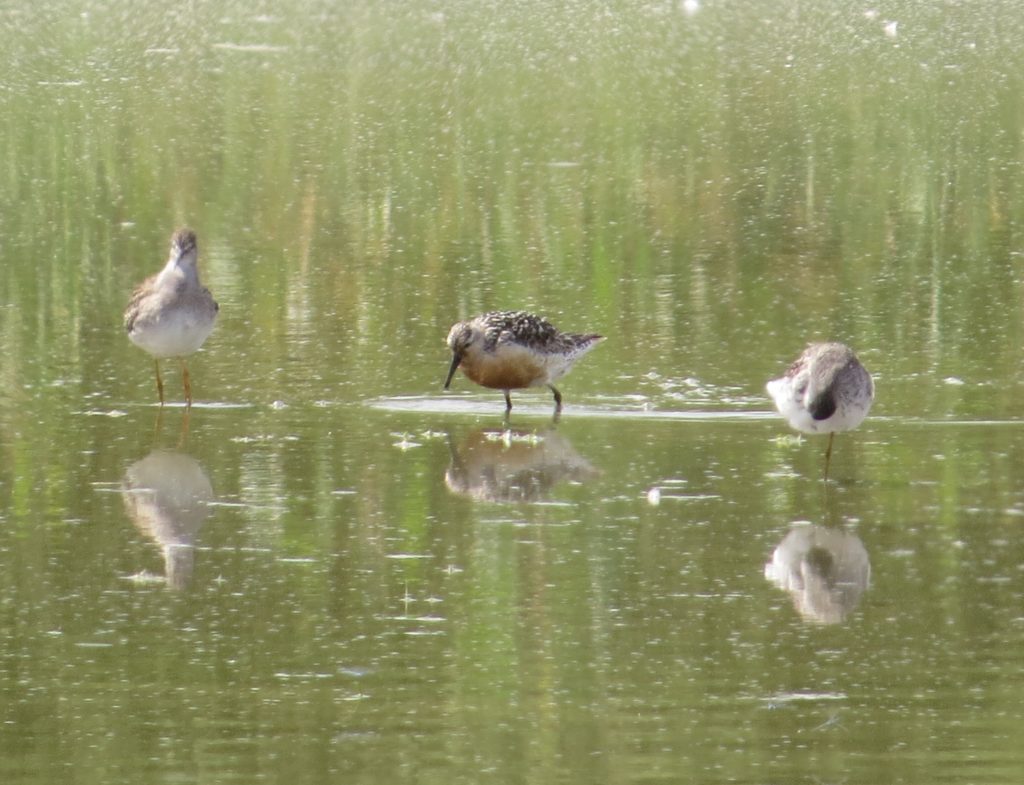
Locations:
766;342;874;477
444;311;604;413
124;229;218;407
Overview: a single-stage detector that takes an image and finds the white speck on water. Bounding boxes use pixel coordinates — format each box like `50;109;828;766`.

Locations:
213;42;289;53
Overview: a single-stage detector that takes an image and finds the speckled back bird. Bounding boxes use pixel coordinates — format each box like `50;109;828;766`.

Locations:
444;311;604;413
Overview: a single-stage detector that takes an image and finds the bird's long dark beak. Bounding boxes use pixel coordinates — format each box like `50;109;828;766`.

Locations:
444;353;462;389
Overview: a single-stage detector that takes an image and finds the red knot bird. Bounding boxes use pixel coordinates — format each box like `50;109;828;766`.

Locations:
766;342;874;478
124;229;219;407
444;311;604;413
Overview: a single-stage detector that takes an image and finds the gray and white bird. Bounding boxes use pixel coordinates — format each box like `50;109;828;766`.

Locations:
124;228;218;406
766;342;873;477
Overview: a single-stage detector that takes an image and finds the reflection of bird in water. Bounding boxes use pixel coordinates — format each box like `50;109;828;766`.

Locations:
122;450;214;589
445;428;599;503
124;228;219;407
764;524;870;624
766;342;873;478
444;311;604;413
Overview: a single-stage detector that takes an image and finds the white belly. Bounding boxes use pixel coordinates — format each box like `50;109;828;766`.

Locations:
766;377;871;434
129;308;215;359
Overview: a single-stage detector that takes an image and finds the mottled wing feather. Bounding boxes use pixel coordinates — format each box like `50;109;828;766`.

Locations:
479;312;604;357
124;274;200;334
124;275;156;334
784;355;807;379
481;311;559;352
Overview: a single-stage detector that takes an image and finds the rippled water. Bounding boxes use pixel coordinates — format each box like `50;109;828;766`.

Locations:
4;1;1024;783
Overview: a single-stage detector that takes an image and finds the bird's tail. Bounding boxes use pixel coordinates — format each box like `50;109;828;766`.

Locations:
567;334;605;357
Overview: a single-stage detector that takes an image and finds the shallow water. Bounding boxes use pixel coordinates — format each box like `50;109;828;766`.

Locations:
4;1;1024;783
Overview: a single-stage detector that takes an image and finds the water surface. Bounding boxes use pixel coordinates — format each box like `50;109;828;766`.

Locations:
3;1;1024;783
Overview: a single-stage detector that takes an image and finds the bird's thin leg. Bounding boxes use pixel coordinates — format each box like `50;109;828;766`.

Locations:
151;406;165;441
178;407;191;448
504;390;513;413
181;359;193;408
154;359;165;406
549;385;563;413
823;432;835;481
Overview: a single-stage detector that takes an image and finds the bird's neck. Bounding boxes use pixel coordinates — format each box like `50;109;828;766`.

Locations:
157;256;200;287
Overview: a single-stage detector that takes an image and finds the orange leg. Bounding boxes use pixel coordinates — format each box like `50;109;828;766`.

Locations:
151;405;165;440
181;359;193;408
179;406;191;447
154;359;165;406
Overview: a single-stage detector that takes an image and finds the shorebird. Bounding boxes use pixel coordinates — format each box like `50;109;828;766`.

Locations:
444;311;604;413
766;342;873;478
124;229;218;407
